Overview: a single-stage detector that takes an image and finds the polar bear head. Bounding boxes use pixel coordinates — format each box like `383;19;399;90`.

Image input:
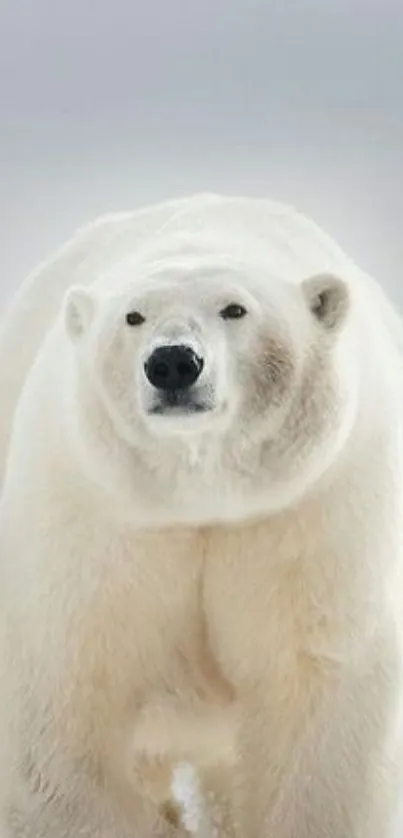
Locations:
63;243;358;523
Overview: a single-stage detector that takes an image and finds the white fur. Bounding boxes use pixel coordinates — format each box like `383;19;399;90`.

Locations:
171;764;209;836
1;193;403;837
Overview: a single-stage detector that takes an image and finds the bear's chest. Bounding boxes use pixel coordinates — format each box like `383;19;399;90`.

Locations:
54;527;209;746
202;519;328;692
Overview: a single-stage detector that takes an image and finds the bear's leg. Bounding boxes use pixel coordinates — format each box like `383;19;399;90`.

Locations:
0;766;181;838
235;644;402;838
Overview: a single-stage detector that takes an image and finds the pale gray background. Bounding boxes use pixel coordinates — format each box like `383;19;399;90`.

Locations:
1;0;403;308
1;0;403;830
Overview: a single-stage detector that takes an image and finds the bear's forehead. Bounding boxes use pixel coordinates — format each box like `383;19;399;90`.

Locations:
116;270;257;317
118;254;249;286
139;265;249;297
98;251;300;304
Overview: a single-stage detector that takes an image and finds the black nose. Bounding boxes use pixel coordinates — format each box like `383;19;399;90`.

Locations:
144;345;204;391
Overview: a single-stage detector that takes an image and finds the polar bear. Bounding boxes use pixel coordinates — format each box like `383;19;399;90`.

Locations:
1;193;403;837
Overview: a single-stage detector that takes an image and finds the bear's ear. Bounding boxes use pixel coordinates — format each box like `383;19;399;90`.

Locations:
302;273;349;332
64;287;96;341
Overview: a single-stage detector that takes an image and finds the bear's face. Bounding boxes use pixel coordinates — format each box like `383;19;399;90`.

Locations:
63;253;356;521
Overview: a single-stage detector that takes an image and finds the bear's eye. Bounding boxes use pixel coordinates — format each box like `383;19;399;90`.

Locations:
220;303;248;321
126;310;145;327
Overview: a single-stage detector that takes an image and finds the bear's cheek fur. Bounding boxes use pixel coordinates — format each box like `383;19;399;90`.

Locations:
236;334;297;425
94;328;144;430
